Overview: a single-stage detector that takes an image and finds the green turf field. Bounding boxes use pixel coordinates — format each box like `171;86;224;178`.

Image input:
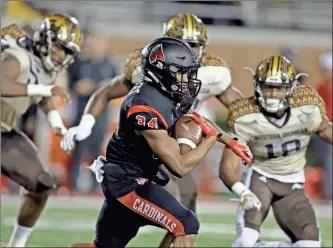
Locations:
1;203;332;247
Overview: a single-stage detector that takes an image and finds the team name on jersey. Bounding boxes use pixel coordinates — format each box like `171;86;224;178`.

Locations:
132;199;177;232
253;128;310;141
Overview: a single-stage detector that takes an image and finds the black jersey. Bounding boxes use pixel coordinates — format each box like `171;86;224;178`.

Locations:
106;81;187;183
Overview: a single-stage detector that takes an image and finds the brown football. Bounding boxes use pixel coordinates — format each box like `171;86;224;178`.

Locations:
173;115;203;154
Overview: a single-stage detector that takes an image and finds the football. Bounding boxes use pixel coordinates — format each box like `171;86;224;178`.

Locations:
173;115;203;154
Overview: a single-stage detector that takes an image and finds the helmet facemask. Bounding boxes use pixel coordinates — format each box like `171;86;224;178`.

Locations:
255;79;296;114
146;61;201;101
166;63;201;99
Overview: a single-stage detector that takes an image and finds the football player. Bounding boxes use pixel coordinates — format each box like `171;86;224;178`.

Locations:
68;37;251;248
60;13;243;246
1;15;82;247
219;56;332;247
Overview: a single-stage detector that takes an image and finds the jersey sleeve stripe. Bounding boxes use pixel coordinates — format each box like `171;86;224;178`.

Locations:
127;105;169;130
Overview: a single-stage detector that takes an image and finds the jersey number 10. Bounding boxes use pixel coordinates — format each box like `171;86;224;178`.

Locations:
265;139;301;158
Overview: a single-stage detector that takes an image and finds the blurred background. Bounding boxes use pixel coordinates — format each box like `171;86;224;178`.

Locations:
1;1;332;247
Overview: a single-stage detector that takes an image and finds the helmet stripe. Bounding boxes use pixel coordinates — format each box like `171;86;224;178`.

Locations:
191;14;197;40
186;13;193;38
183;14;188;39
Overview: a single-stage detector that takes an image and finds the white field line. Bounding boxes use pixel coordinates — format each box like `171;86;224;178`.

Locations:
2;195;332;218
2;216;332;247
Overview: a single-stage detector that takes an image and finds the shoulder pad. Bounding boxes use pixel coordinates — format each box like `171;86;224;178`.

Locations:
200;54;229;68
2;35;30;72
291;85;326;117
0;24;28;39
227;97;260;132
124;48;142;81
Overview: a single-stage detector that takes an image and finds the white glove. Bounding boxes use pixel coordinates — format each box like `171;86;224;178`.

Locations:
87;156;106;183
47;110;67;136
60;114;95;151
75;114;95;141
60;126;78;151
240;189;261;211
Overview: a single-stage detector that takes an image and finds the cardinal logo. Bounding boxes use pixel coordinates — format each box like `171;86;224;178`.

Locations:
149;44;165;64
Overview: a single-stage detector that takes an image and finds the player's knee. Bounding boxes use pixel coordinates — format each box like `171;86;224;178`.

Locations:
181;209;200;235
35;171;56;193
234;227;259;247
298;224;319;241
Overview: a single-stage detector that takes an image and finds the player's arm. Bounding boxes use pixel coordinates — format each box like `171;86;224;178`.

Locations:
140;129;217;178
216;84;243;108
189;112;252;165
219;143;260;210
0;56;70;101
60;75;134;151
83;74;132;118
316;117;333;144
39;97;67;136
219;146;241;190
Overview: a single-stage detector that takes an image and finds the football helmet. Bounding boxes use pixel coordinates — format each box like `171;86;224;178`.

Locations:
163;13;208;62
141;37;201;101
33;14;82;72
246;55;307;113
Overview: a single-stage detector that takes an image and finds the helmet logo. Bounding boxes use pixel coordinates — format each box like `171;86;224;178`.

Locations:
149;43;165;64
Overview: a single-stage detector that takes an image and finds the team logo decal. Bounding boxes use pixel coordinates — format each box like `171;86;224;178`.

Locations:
298;112;309;122
149;44;165;64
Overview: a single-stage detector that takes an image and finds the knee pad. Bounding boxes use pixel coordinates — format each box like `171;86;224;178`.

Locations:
293;240;321;247
181;209;200;236
35;171;56;193
233;227;259;247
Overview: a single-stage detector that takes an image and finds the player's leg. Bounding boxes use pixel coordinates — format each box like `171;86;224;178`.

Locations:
271;187;321;247
118;180;200;247
177;172;198;212
159;167;181;247
92;198;142;248
1;129;56;247
233;169;273;247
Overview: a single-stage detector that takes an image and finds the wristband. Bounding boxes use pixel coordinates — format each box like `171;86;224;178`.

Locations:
231;182;248;197
79;114;96;130
27;84;54;97
47;110;67;135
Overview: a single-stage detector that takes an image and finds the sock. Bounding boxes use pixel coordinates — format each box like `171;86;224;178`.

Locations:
255;240;293;247
293;240;321;247
7;223;34;247
233;227;259;247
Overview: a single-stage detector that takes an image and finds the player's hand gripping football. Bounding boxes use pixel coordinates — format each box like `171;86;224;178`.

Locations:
190;112;221;138
227;138;252;166
240;189;261;211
